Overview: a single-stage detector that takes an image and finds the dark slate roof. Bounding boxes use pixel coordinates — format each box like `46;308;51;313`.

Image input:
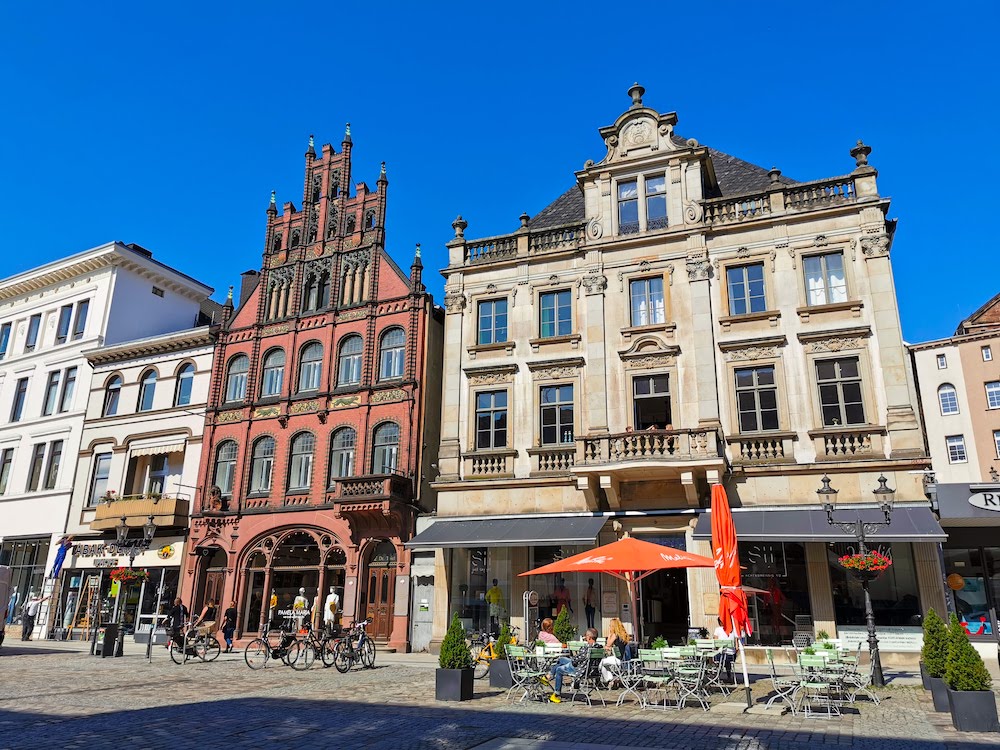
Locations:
526;144;798;230
198;297;226;326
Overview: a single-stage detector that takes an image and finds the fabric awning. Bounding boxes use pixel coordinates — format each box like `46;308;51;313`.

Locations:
692;505;946;543
405;516;607;549
130;442;186;457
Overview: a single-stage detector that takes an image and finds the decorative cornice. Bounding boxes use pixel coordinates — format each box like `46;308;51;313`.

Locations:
464;363;519;386
84;326;216;366
527;357;585;381
371;388;406;404
718;335;787;362
797;325;872;353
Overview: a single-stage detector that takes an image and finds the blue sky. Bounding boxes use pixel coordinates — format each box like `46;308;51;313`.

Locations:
1;1;995;343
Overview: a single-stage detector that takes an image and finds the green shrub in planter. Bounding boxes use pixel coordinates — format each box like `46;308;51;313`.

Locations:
439;613;473;670
822;642;836;650
945;615;992;692
816;630;830;641
921;608;948;678
553;607;577;644
803;647;816;655
497;622;513;658
436;614;474;701
650;636;667;650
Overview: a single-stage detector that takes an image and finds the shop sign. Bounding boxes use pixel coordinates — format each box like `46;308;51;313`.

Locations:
948;573;966;591
94;558;119;568
75;543;130;557
741;543;788;579
837;626;922;652
157;544;175;560
968;492;1000;512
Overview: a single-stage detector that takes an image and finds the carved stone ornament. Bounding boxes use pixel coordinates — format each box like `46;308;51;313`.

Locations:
467;368;516;386
724;346;779;362
807;337;865;353
623;353;676;370
532;365;581;380
337;308;367;322
216;410;242;424
329;394;360;409
371;388;406;404
624;119;654;147
686;257;712;281
587;217;604;240
860;234;890;258
581;274;607;295
260;323;290;337
443;292;467;314
289;399;321;414
343;249;371;269
683;200;704;224
486;283;498;294
253;406;281;419
736;246;751;258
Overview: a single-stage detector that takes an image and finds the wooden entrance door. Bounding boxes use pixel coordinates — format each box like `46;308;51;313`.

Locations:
365;568;395;641
200;571;225;612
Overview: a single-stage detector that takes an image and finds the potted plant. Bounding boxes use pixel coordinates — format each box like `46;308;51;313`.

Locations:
650;636;667;650
436;613;474;701
920;608;946;693
816;630;830;641
488;622;514;690
838;550;892;580
803;646;816;656
553;607;577;644
534;639;546;654
945;613;998;732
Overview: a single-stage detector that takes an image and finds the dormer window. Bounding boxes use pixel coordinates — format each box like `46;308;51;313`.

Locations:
617;174;668;235
618;180;639;234
646;175;667;229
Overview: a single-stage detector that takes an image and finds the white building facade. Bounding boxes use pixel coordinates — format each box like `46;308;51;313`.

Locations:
0;242;214;637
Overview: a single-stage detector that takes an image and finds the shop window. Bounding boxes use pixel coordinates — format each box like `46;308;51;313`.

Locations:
249;436;275;493
804;252;847;306
328;427;356;480
737;541;811;645
372;422;399;474
450;546;513;635
478;299;508;345
735;366;779;432
174;363;195;407
938;383;959;415
943;547;995;637
337;335;363;387
378;327;405;381
523;545;594;638
633;374;670;430
225;355;249;402
0;537;51;612
260;349;285;397
268;532;321;627
475;391;508;449
629;277;665;327
815;357;865;426
103;375;122;417
828;542;920;627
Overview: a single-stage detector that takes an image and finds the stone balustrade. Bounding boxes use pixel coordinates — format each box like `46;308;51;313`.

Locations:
701;175;858;228
527;446;576;475
579;428;722;465
466;235;517;264
463;450;517;479
726;432;797;464
808;425;886;460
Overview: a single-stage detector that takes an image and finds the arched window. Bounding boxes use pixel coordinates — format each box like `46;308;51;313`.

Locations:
345;215;356;234
291;230;301;247
298;342;323;392
365;210;376;230
225;355;249;402
174;363;195;407
337;335;363;387
288;432;315;491
378;328;405;381
214;440;238;499
138;369;157;412
103;375;122;417
939;383;960;415
372;422;400;474
303;271;331;312
329;427;356;481
271;234;282;253
260;349;285;398
249;436;275;494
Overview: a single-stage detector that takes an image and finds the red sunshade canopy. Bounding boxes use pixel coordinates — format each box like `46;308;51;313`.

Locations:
710;484;752;638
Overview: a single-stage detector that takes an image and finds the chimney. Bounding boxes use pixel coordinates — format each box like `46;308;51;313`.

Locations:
239;270;260;307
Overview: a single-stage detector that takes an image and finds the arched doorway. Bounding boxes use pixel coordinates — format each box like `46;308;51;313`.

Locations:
364;540;397;641
322;546;347;627
269;531;320;626
242;551;267;633
196;547;227;613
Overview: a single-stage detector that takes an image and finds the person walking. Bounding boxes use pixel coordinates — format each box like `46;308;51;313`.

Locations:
165;598;188;649
20;593;49;641
221;601;238;653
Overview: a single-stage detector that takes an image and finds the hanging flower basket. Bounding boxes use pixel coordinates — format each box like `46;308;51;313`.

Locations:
839;551;892;581
109;567;149;585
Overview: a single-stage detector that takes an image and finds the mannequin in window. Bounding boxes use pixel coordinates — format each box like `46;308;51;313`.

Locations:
485;579;505;634
583;578;598;629
324;586;341;633
552;578;572;617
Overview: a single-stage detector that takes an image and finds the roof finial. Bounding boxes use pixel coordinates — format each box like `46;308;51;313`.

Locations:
224;285;234;309
380;161;386;175
306;134;315;157
628;82;645;108
269;190;276;205
267;190;277;214
343;122;352;144
850;139;872;168
415;242;421;259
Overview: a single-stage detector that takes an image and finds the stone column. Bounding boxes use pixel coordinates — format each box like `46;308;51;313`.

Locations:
685;248;720;426
438;292;466;482
805;543;836;637
581;273;609;434
913;542;946;615
429;547;450;653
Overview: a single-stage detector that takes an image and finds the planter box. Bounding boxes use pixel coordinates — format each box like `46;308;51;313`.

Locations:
489;658;513;689
436;668;474;701
947;687;1000;733
919;661;930;690
929;677;950;712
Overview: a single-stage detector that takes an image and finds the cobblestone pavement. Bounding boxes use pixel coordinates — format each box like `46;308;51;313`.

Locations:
0;643;998;750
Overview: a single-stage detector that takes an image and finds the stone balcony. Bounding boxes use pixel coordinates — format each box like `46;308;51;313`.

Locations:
242;473;414;512
91;495;190;531
726;432;798;465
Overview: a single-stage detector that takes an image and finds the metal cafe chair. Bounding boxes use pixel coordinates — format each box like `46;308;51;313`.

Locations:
637;648;675;710
675;653;710;711
506;646;548;704
764;647;801;714
568;650;607;707
796;654;842;719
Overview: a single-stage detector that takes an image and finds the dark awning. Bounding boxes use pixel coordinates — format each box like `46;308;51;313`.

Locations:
405;516;607;549
692;505;946;543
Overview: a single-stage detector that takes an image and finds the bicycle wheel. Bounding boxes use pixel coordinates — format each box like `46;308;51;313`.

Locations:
244;638;269;670
333;640;353;673
169;639;187;665
360;638;375;669
473;647;491;680
198;637;221;663
321;638;337;668
282;640;303;667
291;642;316;671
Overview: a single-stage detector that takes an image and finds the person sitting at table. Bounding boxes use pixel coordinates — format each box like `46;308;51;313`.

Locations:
543;628;598;703
712;617;736;682
599;617;632;684
537;617;561;645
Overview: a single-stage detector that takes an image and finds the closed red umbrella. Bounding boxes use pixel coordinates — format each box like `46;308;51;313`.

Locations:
710;483;752;707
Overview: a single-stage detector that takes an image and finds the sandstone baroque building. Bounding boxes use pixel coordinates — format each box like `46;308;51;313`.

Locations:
413;86;942;655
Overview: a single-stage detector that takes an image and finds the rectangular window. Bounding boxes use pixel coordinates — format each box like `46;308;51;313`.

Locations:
26;443;46;491
936;353;947;369
475;390;508;449
477;299;508;345
59;367;77;413
72;299;90;340
540;384;574;445
735;366;780;432
539;290;572;338
803;252;848;306
633;374;671;430
987;381;1000;410
43;440;62;490
994;430;1000;459
947;435;968;464
41;371;61;416
726;264;767;316
629;277;665;327
984;346;994;362
816;357;866;427
10;378;28;422
152;286;165;298
55;305;72;344
147;454;169;495
645;175;668;230
618;180;639;234
89;453;112;506
0;449;13;494
25;314;41;352
0;322;11;360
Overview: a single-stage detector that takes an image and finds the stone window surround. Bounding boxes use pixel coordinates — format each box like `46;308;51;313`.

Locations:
611;170;670;236
798;244;858;313
467;289;515;358
526;358;584;449
800;336;877;432
716;253;781;327
617;264;675;341
718;336;790;435
463;364;518;453
530;284;580;352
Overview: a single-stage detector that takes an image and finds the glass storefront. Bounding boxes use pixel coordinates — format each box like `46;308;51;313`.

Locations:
828;542;921;627
1;536;51;620
450;547;513;635
738;541;812;645
53;567;180;639
942;546;1000;637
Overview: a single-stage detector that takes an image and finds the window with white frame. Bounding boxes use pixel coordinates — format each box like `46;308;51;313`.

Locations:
936;353;947;369
984;346;994;362
298;342;323;392
59;367;76;413
41;371;61;416
987;381;1000;410
26;443;46;491
617;180;639;234
213;441;238;498
735;366;779;432
138;370;157;412
646;175;668;230
726;264;767;315
803;252;848;306
103;375;122;417
260;349;285;398
249;436;275;494
947;435;968;464
88;453;111;506
539;290;572;338
329;428;356;480
287;432;315;491
225;355;249;402
475;390;508;449
629;277;665;327
816;357;865;426
938;383;959;415
24;314;41;353
43;440;63;490
372;422;400;474
540;384;574;445
55;305;72;344
10;377;28;422
994;430;1000;458
174;363;195;406
478;299;508;345
379;327;405;381
0;448;14;495
72;300;89;340
337;336;362;387
147;454;169;495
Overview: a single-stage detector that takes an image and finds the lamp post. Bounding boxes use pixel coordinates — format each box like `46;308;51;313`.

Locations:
113;515;158;656
818;474;895;688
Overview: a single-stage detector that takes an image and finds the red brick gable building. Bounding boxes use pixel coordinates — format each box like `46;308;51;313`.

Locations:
184;129;442;650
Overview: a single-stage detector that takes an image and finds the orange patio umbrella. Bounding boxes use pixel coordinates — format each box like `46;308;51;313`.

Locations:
710;483;753;707
519;536;714;642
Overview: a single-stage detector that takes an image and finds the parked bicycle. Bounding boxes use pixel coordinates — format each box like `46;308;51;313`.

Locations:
169;622;221;664
290;620;340;670
244;623;303;670
332;618;375;673
469;625;519;679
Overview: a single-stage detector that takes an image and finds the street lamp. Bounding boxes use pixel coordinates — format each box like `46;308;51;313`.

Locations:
115;514;158;567
819;474;895;688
